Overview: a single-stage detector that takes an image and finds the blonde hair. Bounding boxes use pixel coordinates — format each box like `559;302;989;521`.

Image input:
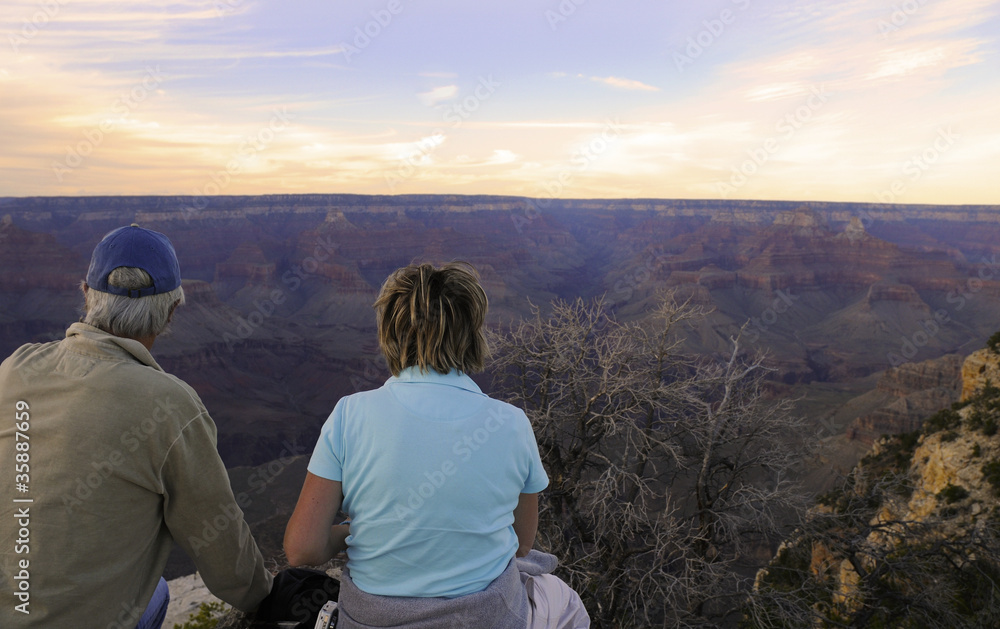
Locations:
375;262;489;376
83;267;185;339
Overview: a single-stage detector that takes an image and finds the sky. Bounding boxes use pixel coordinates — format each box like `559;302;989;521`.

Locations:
1;0;998;204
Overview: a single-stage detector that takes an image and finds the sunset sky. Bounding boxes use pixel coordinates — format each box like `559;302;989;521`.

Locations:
1;0;998;204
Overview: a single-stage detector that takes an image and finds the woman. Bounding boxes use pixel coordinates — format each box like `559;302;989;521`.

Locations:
284;262;589;628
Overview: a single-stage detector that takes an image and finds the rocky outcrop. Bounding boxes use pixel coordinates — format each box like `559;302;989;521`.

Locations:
847;354;963;443
906;427;996;520
961;348;1000;401
873;348;1000;536
165;573;221;629
753;347;1000;624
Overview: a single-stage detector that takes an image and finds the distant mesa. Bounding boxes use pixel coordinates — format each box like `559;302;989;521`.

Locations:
839;216;869;243
215;242;276;286
772;206;828;231
710;208;769;224
324;209;357;229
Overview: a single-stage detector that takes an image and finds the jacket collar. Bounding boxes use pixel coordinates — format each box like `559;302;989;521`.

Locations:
389;366;483;395
65;322;163;371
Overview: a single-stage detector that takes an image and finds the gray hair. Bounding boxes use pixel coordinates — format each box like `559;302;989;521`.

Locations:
83;267;185;339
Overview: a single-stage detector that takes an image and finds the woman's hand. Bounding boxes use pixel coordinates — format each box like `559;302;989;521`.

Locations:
329;522;351;555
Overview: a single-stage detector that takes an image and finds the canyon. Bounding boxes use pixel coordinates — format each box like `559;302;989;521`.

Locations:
3;194;999;577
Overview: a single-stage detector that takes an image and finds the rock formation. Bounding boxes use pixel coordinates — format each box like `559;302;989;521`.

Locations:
961;347;1000;401
751;346;1000;625
847;354;963;443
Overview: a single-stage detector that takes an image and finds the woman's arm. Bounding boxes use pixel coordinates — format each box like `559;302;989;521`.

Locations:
512;492;539;558
284;472;346;567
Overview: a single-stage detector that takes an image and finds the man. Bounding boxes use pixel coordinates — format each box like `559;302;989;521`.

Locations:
0;224;273;628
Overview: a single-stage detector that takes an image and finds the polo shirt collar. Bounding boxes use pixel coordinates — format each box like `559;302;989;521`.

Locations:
390;365;483;395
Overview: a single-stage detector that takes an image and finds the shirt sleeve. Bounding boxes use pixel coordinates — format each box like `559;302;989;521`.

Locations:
160;408;273;611
307;399;346;482
519;409;550;494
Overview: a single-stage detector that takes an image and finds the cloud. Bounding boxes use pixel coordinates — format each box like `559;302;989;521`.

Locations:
744;83;812;102
418;85;459;106
864;43;983;81
1;0;997;203
589;76;660;92
485;149;518;165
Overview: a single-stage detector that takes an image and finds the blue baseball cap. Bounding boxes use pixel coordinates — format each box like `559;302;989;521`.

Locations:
86;224;182;298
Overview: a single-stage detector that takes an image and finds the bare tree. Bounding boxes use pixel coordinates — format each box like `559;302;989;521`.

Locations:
489;294;809;628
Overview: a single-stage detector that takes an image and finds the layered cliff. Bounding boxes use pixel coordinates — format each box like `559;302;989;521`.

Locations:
750;347;1000;626
846;354;963;443
0;215;86;292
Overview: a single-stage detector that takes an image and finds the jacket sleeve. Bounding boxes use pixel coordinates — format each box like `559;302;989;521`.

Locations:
159;409;274;611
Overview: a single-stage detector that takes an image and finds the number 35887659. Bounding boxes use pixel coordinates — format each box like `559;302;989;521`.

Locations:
15;400;30;477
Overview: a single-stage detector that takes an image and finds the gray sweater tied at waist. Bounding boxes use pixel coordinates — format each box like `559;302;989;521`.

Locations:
335;550;560;629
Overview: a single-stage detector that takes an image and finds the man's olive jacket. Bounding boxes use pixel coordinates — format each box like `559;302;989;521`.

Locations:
0;323;272;627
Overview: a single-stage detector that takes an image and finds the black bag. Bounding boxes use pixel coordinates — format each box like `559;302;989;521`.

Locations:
252;568;340;629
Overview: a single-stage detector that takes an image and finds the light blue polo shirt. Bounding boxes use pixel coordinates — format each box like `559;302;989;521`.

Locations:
307;366;549;598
